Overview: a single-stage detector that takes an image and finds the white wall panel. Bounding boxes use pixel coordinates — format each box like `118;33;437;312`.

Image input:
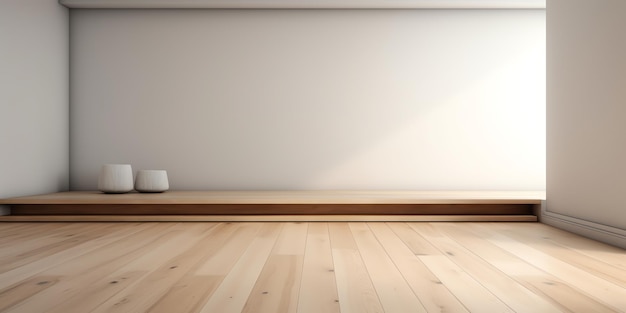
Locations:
60;0;545;9
0;0;69;212
547;0;626;232
70;9;545;191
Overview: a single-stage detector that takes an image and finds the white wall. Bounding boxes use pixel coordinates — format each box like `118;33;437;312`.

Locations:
0;0;69;214
59;0;546;9
70;9;545;191
546;0;626;247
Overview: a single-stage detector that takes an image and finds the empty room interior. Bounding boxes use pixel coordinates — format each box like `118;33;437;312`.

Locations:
1;0;625;312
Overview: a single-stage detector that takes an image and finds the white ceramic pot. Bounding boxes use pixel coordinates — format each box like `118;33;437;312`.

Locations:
135;170;169;193
98;164;134;193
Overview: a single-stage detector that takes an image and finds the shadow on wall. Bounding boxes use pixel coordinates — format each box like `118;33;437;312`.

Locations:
69;9;545;191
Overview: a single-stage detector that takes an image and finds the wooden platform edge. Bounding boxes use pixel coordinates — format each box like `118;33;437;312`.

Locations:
0;215;538;222
0;190;547;205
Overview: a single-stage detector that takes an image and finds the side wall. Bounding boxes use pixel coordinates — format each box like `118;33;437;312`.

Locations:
546;0;626;248
0;0;69;214
70;9;546;191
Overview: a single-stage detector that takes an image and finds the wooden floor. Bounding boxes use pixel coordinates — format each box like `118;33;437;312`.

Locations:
0;222;624;313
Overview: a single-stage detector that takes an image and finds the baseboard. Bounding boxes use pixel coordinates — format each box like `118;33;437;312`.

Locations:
540;203;626;249
0;205;10;216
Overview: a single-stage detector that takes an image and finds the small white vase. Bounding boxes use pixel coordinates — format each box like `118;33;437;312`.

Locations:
135;170;169;193
98;164;134;193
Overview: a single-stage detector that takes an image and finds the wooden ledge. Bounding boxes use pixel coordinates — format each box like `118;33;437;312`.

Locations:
0;190;545;219
0;190;545;205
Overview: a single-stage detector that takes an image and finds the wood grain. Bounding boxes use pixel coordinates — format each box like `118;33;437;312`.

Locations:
2;223;161;312
297;223;340;313
469;223;626;311
1;221;623;313
0;190;546;205
2;191;544;219
349;223;427;313
416;223;562;313
328;223;385;313
368;223;468;312
432;222;619;312
197;223;283;313
241;222;307;313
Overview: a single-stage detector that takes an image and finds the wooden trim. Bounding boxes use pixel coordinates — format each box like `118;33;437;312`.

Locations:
9;203;534;216
540;204;626;249
59;0;546;9
0;215;538;222
1;191;543;220
0;191;546;205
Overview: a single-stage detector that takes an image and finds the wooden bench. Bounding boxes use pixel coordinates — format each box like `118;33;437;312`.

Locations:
0;190;545;222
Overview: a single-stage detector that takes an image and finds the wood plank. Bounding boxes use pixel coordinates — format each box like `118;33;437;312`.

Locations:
387;222;441;256
419;255;514;312
242;255;304;313
331;249;385;313
434;222;618;312
487;223;626;287
0;191;545;218
0;223;30;234
0;223;116;272
517;275;618;313
36;223;209;313
0;215;538;222
149;223;254;313
0;223;77;246
241;222;308;313
271;222;309;255
2;221;620;313
0;190;546;205
0;275;61;311
0;222;89;254
197;223;283;313
468;223;626;311
510;223;626;271
88;224;222;313
416;223;562;313
146;276;223;313
0;223;146;291
328;223;359;250
368;223;469;313
44;223;175;276
297;223;340;313
328;223;385;313
194;223;262;276
348;223;427;313
2;223;167;312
